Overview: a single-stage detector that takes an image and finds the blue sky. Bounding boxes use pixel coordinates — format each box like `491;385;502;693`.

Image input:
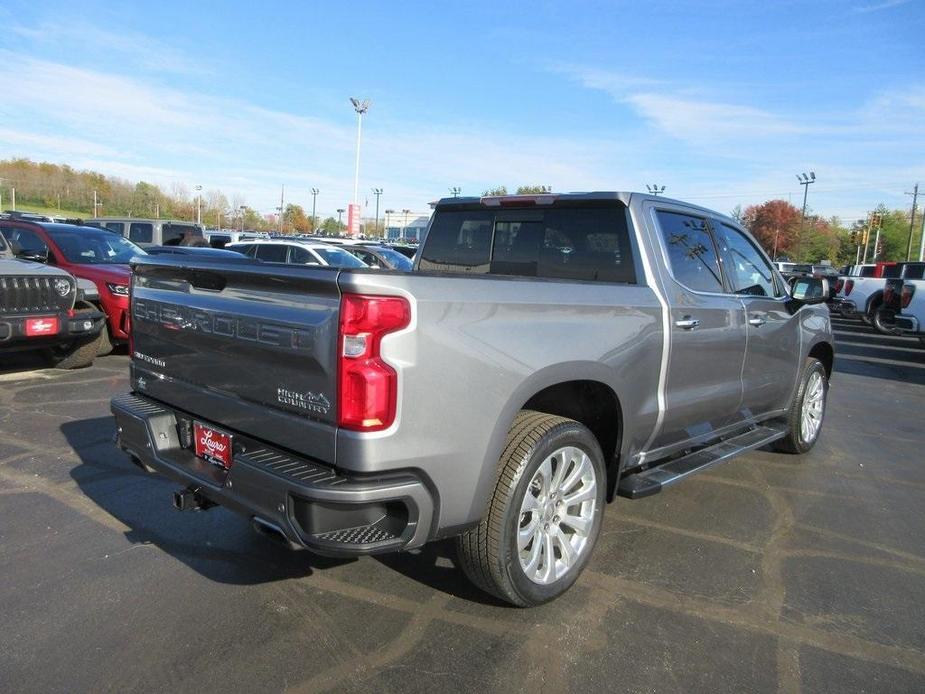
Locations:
0;0;922;222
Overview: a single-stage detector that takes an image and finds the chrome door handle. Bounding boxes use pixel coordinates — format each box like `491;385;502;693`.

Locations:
749;316;766;326
675;317;701;330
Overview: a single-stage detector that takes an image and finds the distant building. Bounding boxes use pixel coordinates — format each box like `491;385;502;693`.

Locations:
385;213;430;242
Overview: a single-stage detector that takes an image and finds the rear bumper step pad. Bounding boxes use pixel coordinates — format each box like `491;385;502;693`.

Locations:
111;392;434;555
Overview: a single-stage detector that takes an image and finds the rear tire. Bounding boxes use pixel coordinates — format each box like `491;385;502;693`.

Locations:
774;358;828;454
456;410;606;607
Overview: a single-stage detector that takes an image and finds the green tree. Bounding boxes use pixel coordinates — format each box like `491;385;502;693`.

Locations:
319;216;344;235
482;186;508;196
515;185;551;194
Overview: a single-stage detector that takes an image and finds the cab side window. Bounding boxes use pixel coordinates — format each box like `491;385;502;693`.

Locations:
715;224;781;297
129;223;153;244
655;211;724;293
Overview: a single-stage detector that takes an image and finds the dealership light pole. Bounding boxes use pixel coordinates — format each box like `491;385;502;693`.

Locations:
350;98;370;235
371;187;383;238
310;188;319;232
450;186;461;197
646;184;666;196
385;209;394;239
239;205;246;232
195;185;203;225
796;172;815;260
337;208;345;228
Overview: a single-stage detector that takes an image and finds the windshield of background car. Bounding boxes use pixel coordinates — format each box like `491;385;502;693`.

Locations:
374;247;413;270
312;246;368;268
418;204;635;283
46;228;146;264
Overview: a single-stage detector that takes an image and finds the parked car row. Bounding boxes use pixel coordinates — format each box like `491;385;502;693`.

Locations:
830;260;925;337
0;216;420;369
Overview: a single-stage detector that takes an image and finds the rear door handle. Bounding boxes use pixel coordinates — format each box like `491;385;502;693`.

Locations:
675;317;701;330
748;315;766;327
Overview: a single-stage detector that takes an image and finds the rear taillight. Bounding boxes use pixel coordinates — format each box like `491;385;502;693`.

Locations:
884;286;895;304
337;293;411;431
835;279;844;293
845;280;855;296
902;284;915;308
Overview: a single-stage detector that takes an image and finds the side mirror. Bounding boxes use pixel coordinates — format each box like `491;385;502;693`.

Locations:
791;277;829;304
17;248;49;263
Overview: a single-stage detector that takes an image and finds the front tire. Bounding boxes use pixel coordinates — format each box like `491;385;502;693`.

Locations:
456;411;606;607
775;358;828;454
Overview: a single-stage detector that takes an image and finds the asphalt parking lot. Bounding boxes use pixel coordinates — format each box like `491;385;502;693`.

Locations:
1;316;924;693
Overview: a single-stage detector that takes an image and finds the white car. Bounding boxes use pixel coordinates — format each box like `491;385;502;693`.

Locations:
226;239;368;268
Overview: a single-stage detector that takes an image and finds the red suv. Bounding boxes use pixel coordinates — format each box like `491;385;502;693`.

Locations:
0;221;143;351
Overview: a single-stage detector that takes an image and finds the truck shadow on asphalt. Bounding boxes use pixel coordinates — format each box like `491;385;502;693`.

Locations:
62;416;501;604
831;318;925;386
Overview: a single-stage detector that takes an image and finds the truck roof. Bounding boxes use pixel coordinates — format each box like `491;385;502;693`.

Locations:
431;191;741;226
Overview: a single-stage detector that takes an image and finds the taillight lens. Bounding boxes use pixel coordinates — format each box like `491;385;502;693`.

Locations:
845;280;854;296
835;279;844;293
884;286;895;303
337;293;411;431
902;284;915;308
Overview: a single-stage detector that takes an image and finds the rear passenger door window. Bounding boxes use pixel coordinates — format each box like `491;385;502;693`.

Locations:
655;210;724;293
255;245;288;263
129;223;153;244
288;246;319;265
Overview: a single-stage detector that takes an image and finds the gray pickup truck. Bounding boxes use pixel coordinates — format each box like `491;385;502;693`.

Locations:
112;192;834;606
0;230;105;368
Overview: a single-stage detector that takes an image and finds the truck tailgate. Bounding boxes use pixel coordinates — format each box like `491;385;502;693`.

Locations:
129;256;340;463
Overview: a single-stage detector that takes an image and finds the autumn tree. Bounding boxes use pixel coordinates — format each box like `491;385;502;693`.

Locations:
741;199;802;260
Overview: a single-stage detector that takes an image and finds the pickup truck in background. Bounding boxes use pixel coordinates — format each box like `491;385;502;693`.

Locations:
831;261;907;333
0;229;106;368
111;192;834;606
884;264;925;343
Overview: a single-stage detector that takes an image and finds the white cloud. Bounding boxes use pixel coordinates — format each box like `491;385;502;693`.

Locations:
852;0;912;13
11;20;210;76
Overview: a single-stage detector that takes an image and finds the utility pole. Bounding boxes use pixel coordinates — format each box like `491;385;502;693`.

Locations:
310;188;319;232
919;210;925;261
905;183;919;261
337;208;345;228
371;188;383;238
194;185;203;225
796;172;816;260
772;227;780;261
93;190;98;217
11;186;15;211
646;184;666;196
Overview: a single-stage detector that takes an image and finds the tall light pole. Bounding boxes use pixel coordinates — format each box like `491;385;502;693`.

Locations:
796;172;815;261
239;205;246;232
277;184;285;233
310;188;319;232
195;185;203;225
450;186;461;198
349;97;370;236
402;209;411;241
646;184;666;196
337;208;345;228
93;190;98;217
0;178;5;211
372;187;383;238
385;208;394;240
